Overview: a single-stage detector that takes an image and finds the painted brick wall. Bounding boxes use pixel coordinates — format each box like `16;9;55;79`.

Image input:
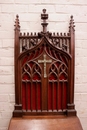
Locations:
0;0;87;130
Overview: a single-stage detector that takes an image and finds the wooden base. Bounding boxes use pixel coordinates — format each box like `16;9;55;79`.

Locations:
8;116;83;130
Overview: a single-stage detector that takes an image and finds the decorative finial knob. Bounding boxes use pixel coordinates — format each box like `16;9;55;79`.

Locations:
41;9;48;33
43;9;46;14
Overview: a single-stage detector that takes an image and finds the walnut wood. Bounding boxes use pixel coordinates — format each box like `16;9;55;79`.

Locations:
8;9;84;130
13;9;77;117
8;116;83;130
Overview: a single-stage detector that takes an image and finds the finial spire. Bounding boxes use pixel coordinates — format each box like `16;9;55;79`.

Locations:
14;15;20;31
69;15;75;33
41;9;48;33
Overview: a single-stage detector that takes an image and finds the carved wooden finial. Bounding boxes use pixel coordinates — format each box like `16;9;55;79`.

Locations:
41;9;48;33
69;15;75;33
14;15;20;31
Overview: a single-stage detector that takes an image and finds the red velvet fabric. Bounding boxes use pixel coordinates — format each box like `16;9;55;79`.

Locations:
22;46;68;111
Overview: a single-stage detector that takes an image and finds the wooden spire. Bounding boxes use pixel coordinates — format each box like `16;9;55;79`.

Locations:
14;15;20;31
41;9;48;33
69;15;75;34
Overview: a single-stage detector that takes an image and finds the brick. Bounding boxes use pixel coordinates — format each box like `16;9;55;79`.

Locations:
2;39;14;48
75;84;87;93
0;31;14;39
0;113;1;118
0;95;9;102
82;40;87;49
75;48;83;57
0;84;14;94
0;75;14;84
15;5;29;13
75;57;83;66
76;23;87;32
41;0;87;4
23;21;41;32
0;118;10;127
0;0;14;3
0;128;8;130
0;57;14;66
1;4;14;13
1;112;12;118
9;103;14;111
75;66;83;74
9;94;15;103
81;67;87;74
15;0;41;4
0;49;14;57
75;74;82;84
0;104;3;111
77;108;87;118
0;40;2;48
56;5;81;14
76;32;87;40
29;5;55;13
1;22;14;31
82;49;87;57
20;13;40;22
55;22;69;32
0;66;13;75
75;40;83;48
80;117;87;130
0;14;14;22
82;75;87;83
75;93;87;102
41;0;67;4
74;14;87;23
0;103;9;111
81;57;87;66
0;5;1;13
0;102;14;112
49;14;69;22
19;22;29;30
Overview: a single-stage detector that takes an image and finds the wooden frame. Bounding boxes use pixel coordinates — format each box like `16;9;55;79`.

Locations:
13;9;76;117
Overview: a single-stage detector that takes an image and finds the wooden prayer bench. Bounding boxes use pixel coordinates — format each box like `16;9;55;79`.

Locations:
8;9;83;130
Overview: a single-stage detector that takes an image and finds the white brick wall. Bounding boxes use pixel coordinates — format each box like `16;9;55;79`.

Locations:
0;0;87;130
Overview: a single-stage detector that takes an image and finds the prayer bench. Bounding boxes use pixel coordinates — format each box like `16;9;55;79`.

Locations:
8;9;83;130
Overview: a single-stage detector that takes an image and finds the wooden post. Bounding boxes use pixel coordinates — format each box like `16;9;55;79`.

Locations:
13;15;22;117
67;16;76;116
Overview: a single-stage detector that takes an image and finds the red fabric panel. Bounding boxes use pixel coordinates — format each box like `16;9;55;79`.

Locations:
48;82;67;111
22;45;68;112
54;83;57;110
33;73;41;80
58;82;62;110
48;82;52;110
49;73;57;80
63;82;67;109
22;82;26;110
38;83;41;110
27;82;31;110
32;82;36;110
23;73;30;80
